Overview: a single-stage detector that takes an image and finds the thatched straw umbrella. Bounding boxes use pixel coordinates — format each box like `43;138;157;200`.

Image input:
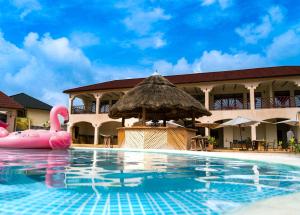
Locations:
109;75;211;126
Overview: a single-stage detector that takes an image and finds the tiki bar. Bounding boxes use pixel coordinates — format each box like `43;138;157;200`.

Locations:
108;74;211;150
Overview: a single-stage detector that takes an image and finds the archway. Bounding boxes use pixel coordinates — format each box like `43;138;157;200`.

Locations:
72;94;96;114
263;118;297;149
98;121;122;146
71;121;94;144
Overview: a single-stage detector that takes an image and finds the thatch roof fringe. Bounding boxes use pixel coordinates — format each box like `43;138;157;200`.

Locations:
109;75;211;120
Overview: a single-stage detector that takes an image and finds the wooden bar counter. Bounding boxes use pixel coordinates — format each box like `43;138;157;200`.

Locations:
117;126;196;150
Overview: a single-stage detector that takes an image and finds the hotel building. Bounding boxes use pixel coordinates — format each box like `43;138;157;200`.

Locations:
63;66;300;148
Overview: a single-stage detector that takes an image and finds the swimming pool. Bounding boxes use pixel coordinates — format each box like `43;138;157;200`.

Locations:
0;148;300;214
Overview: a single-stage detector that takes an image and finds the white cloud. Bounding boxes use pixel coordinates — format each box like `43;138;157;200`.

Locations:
268;5;284;23
152;51;268;75
10;0;41;19
70;32;100;48
267;29;300;62
201;0;233;9
153;57;194;74
123;7;171;35
193;50;268;72
235;5;285;44
132;33;167;49
0;31;94;106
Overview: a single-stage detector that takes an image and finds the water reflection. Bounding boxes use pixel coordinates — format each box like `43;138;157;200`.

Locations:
0;149;70;188
1;149;300;194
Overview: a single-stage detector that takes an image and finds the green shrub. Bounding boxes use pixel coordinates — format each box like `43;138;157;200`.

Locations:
208;136;217;146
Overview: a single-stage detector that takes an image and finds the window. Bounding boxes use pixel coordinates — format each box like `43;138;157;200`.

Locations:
0;113;7;123
17;110;26;117
100;100;110;113
294;90;300;107
274;91;290;107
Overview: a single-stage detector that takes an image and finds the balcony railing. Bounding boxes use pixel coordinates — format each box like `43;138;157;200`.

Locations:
211;98;250;110
71;105;96;114
256;96;300;109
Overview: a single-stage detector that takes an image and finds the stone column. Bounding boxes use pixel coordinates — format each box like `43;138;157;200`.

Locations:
200;87;213;137
68;95;75;114
200;87;212;110
246;84;258;110
94;93;102;114
93;124;99;145
251;124;257;141
205;127;210;137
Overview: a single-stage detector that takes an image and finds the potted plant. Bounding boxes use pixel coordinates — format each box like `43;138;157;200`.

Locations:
277;140;283;151
207;136;217;151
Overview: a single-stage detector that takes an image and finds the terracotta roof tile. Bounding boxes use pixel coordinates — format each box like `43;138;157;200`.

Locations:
0;91;23;109
63;66;300;93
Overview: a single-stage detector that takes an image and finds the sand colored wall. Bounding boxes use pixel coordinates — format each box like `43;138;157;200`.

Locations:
26;109;50;127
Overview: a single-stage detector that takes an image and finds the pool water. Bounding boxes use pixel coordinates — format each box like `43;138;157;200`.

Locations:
1;149;300;214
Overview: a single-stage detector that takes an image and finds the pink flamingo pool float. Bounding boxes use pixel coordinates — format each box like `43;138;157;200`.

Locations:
0;105;71;149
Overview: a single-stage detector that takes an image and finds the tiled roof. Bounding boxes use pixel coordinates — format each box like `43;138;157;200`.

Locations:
63;66;300;93
0;91;23;109
10;93;52;111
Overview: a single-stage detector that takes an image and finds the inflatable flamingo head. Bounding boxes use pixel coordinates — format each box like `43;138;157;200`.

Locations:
50;105;69;131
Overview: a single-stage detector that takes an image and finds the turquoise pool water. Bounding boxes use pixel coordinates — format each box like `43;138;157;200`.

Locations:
0;149;300;214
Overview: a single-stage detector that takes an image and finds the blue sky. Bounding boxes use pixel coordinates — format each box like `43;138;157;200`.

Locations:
1;0;300;105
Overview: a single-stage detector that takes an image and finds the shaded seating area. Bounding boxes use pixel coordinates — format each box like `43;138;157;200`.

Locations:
108;74;211;150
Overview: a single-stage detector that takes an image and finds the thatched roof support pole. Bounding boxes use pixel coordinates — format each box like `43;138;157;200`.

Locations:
142;107;146;126
122;118;125;127
192;112;195;129
163;119;166;127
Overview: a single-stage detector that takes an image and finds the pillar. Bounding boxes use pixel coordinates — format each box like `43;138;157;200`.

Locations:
205;128;210;137
246;84;258;110
94;93;102;114
94;124;99;145
200;87;212;110
251;124;257;141
69;95;75;114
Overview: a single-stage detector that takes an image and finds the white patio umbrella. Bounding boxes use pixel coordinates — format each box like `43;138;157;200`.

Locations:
277;118;299;126
217;116;260;141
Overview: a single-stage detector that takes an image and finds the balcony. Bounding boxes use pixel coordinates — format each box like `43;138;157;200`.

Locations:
71;105;96;114
256;96;300;109
211;96;250;110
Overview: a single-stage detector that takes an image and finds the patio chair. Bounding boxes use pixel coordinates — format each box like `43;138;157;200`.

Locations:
100;133;112;148
265;140;276;151
230;139;239;149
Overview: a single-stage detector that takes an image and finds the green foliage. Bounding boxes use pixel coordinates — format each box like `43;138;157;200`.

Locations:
208;136;217;146
289;137;300;153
